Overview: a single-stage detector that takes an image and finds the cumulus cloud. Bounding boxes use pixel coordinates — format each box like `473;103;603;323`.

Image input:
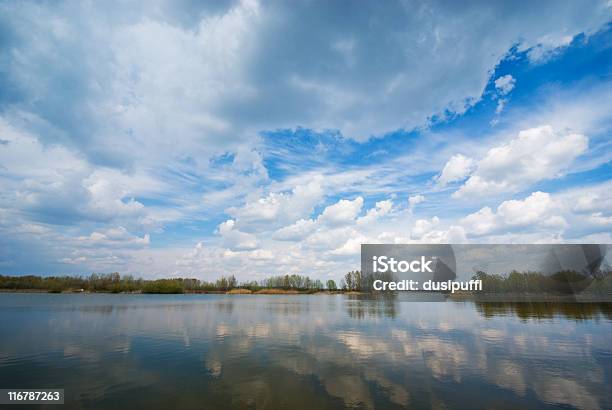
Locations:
497;192;564;226
319;197;364;226
228;179;324;227
459;207;498;236
357;200;393;224
274;197;390;244
330;234;369;256
460;191;567;236
409;217;466;243
453;125;588;198
411;217;440;240
553;181;612;230
217;219;258;250
272;196;367;242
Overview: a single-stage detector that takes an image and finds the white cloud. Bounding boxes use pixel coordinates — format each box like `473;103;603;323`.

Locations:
330;235;369;256
18;181;607;280
411;217;440;240
587;212;612;226
437;154;475;186
59;256;88;265
273;218;317;241
568;189;612;214
407;195;425;210
84;172;147;221
408;216;467;243
103;0;262;160
453;125;588;198
494;75;516;95
78;226;150;248
274;197;391;243
460;207;498;236
0;119;167;228
492;75;516;115
460;191;567;236
319;197;364;226
357;199;393;224
228;179;324;227
217;219;259;250
497;192;561;226
305;226;359;252
527;34;574;62
0;119;88;179
421;225;467;244
552;181;612;221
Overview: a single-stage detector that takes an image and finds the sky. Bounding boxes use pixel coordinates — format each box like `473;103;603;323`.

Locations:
0;0;611;282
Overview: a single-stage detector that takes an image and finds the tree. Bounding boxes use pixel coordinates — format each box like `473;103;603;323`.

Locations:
215;275;237;291
343;271;362;291
344;272;354;290
326;279;337;290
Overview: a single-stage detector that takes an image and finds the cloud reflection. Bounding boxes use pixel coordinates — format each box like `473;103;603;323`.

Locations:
0;294;610;409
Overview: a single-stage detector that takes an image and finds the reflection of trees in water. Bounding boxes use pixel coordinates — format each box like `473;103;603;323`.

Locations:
345;294;399;319
342;296;612;321
264;301;308;316
215;301;234;314
4;295;612;409
475;302;612;320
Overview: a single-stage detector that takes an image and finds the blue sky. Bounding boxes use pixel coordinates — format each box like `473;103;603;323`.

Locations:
0;0;611;281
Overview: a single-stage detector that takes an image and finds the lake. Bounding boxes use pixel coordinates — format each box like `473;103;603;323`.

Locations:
0;294;611;409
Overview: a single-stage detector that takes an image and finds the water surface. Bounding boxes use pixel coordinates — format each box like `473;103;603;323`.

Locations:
0;294;611;409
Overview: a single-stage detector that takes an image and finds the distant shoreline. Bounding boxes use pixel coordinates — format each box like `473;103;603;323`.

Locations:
0;288;359;295
2;288;611;302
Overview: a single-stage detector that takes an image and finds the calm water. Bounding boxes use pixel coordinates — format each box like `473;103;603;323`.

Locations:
0;294;611;409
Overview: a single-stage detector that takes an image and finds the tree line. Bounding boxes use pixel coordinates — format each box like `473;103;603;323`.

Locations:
0;272;366;294
472;270;612;294
5;269;607;294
